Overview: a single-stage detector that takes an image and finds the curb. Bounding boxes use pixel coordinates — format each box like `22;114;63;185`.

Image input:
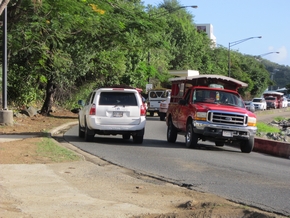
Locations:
254;138;290;159
50;121;78;137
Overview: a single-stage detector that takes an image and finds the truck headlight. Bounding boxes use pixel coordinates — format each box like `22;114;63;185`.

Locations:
248;116;257;127
195;112;207;121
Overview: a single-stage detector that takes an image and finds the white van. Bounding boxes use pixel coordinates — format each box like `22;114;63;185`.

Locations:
147;89;171;117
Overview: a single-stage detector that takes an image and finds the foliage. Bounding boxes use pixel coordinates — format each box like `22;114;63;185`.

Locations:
62;82;98;110
1;0;289;110
261;59;290;92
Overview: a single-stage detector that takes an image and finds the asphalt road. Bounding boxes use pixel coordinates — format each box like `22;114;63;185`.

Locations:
64;111;290;216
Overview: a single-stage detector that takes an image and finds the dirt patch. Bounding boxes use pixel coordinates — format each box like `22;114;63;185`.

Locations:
0;109;286;218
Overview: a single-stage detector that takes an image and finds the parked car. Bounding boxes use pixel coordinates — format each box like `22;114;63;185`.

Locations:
78;85;146;143
244;101;255;112
252;98;267;110
147;89;171;117
282;97;288;108
159;94;171;121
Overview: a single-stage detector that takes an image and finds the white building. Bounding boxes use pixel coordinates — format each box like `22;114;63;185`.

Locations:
196;24;216;47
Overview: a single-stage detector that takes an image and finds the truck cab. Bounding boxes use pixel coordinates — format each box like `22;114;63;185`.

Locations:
166;74;257;153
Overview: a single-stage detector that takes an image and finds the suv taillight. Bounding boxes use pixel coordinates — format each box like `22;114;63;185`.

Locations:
140;104;146;116
89;104;96;115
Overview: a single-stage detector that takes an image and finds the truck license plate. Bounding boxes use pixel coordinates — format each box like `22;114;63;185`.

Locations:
113;111;123;117
222;131;233;137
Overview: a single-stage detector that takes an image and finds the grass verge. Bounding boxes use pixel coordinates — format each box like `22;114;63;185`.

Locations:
37;137;81;162
256;122;280;134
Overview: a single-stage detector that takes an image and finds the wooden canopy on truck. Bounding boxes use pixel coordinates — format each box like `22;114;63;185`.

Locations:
169;74;248;98
263;91;284;97
169;74;247;90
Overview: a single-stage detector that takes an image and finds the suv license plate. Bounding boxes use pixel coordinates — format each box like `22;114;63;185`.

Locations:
113;111;123;117
222;131;233;137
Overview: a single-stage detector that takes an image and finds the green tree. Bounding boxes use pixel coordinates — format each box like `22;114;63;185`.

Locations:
7;0;107;115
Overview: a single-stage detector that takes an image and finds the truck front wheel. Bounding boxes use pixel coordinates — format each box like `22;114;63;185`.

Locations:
167;118;177;143
240;137;254;153
185;123;198;148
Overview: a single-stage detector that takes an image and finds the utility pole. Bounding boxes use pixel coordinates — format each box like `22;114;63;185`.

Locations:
0;6;13;125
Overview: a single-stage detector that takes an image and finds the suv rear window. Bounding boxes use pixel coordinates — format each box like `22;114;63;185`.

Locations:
99;92;137;106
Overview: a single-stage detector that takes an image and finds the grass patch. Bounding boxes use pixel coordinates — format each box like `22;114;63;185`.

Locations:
37;137;81;162
273;116;285;122
256;122;280;135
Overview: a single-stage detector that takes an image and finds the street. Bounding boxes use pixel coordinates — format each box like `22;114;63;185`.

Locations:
64;113;290;216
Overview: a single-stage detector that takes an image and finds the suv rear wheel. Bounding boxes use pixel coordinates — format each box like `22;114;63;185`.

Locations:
84;121;95;142
122;134;130;140
78;121;85;138
132;129;144;144
133;135;143;143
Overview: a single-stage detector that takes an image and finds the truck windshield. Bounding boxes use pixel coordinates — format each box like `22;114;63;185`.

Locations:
193;89;244;107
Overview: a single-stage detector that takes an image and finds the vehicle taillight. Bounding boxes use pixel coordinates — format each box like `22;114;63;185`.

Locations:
89;104;96;115
140;104;146;116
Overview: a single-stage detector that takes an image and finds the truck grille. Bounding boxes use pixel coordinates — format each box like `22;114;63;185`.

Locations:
207;111;247;126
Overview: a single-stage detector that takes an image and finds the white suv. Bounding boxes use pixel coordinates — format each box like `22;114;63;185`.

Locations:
252;97;267;110
78;86;146;143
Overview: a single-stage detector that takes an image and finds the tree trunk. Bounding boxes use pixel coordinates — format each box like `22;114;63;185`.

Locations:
40;77;56;116
0;0;10;15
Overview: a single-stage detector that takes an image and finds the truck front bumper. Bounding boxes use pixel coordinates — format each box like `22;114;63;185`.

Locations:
192;120;257;140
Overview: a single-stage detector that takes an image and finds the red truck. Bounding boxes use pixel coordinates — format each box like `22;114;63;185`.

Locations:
166;74;257;153
263;91;284;109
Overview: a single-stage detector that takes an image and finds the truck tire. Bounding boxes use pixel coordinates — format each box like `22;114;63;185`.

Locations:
85;122;95;142
185;123;198;148
240;137;254;153
160;113;166;121
150;111;154;116
167;118;177;143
